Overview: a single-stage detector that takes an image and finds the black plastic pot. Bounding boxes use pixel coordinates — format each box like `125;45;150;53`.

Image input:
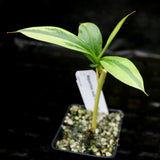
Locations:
51;104;123;160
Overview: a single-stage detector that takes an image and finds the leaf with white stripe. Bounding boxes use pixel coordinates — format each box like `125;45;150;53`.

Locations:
100;56;148;95
16;26;97;62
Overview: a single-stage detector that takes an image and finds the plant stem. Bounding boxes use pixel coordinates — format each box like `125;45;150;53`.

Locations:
92;69;107;130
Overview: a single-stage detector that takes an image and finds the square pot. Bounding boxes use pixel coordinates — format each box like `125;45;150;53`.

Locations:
51;104;123;160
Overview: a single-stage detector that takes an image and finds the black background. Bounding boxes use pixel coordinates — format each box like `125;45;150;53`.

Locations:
0;0;160;159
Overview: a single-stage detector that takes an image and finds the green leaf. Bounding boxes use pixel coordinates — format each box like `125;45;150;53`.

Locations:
99;11;136;58
78;23;102;56
16;26;97;62
100;56;147;95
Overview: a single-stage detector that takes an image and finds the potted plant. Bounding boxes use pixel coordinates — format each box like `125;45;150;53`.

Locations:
9;11;148;159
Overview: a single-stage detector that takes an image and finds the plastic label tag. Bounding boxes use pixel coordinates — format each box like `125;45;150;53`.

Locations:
75;70;109;114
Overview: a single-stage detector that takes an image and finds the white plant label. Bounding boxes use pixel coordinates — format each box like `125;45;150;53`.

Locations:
75;70;109;114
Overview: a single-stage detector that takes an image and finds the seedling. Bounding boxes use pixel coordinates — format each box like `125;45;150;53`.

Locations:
10;11;147;130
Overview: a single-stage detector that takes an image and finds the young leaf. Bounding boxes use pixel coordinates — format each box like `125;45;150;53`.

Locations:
99;11;136;58
100;56;147;95
78;23;102;57
15;26;97;62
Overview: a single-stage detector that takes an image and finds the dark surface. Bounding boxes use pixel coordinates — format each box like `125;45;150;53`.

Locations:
1;1;160;159
1;38;160;160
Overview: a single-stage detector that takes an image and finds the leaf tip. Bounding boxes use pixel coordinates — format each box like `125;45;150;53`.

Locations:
7;31;12;34
126;11;136;18
144;91;149;97
7;31;18;34
130;10;136;15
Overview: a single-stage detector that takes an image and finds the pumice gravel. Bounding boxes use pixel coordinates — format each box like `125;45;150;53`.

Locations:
56;105;123;157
